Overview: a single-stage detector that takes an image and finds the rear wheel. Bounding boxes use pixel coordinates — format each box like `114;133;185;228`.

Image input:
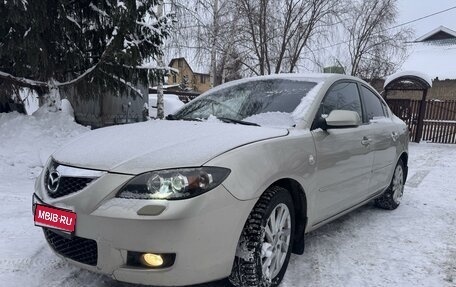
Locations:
375;160;405;210
229;186;294;287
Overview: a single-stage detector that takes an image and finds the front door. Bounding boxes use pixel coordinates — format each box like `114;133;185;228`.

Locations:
311;81;374;225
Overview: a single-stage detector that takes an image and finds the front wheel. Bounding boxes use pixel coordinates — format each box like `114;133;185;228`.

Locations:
375;160;405;210
229;186;295;287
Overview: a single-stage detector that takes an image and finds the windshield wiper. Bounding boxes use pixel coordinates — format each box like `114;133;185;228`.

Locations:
217;117;260;126
166;114;203;122
182;117;203;122
167;114;258;126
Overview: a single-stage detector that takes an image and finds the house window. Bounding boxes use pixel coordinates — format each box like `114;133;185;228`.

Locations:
173;74;177;83
200;74;206;84
178;59;183;68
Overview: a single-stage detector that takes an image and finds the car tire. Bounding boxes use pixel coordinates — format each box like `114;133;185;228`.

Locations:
375;160;405;210
229;186;295;287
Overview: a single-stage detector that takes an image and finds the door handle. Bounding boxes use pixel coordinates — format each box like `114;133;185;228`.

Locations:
361;137;372;146
391;131;399;142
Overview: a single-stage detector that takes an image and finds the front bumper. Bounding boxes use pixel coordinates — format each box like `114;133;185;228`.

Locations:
34;171;256;286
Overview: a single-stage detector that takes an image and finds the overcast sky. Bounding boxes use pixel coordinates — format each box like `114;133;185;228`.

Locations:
397;0;456;39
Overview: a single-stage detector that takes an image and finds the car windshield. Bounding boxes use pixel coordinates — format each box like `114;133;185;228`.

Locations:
172;79;317;127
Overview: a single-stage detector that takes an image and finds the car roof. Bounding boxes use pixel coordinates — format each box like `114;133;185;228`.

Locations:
204;73;369;96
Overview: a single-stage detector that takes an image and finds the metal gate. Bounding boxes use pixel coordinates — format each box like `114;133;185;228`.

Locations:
387;99;456;144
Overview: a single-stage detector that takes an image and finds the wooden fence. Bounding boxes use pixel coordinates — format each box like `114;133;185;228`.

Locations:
387;99;456;144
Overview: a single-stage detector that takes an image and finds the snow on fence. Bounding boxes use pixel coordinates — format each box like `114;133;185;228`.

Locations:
387;99;456;144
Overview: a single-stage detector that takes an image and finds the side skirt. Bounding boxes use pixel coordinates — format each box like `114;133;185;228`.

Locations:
309;186;387;230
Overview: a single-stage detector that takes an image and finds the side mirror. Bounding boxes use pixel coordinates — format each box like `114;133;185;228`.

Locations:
318;110;361;130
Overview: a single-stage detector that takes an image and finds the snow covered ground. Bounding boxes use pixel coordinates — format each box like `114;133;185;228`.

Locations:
0;111;455;287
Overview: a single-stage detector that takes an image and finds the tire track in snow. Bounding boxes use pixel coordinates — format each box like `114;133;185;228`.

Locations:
406;170;430;188
0;243;50;271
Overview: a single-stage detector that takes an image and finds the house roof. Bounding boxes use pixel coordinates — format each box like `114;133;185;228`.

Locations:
415;26;456;42
169;57;187;64
169;57;193;73
168;57;209;76
396;27;456;80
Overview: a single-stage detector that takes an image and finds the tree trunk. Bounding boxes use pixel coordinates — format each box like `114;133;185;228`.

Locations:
210;0;219;88
40;81;62;112
156;1;165;119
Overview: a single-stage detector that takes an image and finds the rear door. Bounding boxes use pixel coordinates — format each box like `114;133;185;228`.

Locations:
359;85;398;193
311;81;374;224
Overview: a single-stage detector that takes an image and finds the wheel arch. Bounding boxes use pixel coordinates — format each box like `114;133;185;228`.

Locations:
399;152;408;181
270;178;307;255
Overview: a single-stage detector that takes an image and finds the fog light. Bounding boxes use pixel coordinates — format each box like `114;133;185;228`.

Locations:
140;253;164;267
127;251;176;268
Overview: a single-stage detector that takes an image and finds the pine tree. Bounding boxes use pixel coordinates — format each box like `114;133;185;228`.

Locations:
179;75;190;91
0;0;175;107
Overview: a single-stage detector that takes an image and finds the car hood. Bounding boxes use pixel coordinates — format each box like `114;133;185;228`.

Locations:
52;120;288;174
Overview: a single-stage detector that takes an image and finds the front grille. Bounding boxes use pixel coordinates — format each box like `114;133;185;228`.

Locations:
45;169;94;198
44;228;98;266
44;160;101;198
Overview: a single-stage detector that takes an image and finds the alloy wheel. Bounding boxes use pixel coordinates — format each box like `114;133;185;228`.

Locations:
261;203;292;280
392;165;404;204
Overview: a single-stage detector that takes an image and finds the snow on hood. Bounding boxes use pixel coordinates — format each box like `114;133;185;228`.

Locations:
52;120;288;174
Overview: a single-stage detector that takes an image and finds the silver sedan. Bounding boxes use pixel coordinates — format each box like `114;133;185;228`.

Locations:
33;73;408;287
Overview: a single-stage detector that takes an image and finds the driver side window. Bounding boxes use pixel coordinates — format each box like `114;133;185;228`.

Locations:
317;82;363;119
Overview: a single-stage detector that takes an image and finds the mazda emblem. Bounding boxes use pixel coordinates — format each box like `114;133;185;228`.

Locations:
47;169;61;193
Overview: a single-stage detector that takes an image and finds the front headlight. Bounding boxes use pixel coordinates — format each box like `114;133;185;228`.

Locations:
116;167;231;200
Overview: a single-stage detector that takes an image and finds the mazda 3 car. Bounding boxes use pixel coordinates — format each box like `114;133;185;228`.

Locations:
33;73;408;287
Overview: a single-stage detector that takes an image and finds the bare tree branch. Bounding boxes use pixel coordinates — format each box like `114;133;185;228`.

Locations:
343;0;411;79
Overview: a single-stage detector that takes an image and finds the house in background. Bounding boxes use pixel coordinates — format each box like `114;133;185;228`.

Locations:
376;26;456;145
167;58;211;93
379;26;456;100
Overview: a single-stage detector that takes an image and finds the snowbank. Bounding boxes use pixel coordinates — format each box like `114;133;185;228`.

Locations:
0;110;89;168
19;88;39;115
148;94;185;118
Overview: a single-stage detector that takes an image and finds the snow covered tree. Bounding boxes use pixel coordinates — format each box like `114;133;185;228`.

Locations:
0;0;175;109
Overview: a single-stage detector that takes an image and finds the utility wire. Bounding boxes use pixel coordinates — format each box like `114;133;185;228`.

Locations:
388;5;456;31
315;4;456;51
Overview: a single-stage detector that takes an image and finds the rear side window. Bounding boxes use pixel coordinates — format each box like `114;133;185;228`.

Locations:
361;86;386;120
318;82;362;119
